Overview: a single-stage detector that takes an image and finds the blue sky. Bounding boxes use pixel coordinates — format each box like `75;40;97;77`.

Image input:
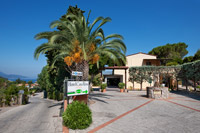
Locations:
0;0;200;78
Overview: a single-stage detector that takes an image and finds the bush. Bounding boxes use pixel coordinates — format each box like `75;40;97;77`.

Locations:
5;95;11;106
59;93;64;101
129;86;133;90
53;91;56;100
92;75;101;86
62;101;92;129
22;95;29;104
100;83;107;90
48;92;53;99
118;82;125;89
166;62;178;66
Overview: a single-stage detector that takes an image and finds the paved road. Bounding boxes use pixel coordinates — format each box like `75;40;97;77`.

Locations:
0;93;62;133
70;90;200;133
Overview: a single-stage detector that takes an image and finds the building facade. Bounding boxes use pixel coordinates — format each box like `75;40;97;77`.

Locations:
103;52;161;90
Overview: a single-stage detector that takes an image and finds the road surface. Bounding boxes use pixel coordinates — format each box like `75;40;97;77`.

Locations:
0;93;62;133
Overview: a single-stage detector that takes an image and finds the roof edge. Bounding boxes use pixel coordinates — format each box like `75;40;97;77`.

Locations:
126;52;157;57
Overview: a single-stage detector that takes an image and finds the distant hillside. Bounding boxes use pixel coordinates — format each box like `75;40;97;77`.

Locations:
0;72;27;79
0;76;6;79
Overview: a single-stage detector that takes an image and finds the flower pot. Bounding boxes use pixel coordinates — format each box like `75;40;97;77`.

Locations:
120;89;124;93
102;89;106;92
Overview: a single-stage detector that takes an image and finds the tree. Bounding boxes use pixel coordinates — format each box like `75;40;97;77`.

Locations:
34;7;126;81
183;56;193;63
129;68;137;90
182;49;200;63
134;68;149;90
28;81;33;88
129;61;200;92
0;77;7;89
37;66;53;92
35;6;84;99
15;78;22;84
89;54;122;83
166;62;178;66
149;42;188;65
193;49;200;61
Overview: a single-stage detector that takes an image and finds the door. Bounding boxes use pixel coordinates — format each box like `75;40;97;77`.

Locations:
107;78;120;87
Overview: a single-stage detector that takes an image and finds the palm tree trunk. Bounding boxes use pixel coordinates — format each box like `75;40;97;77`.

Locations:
77;60;89;81
83;60;89;81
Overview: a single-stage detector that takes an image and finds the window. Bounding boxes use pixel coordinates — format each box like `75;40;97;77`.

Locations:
146;61;152;66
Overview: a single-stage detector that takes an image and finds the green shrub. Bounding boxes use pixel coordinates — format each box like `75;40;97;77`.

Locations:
53;91;56;100
100;83;107;90
118;82;125;89
166;62;178;66
197;85;200;89
48;92;53;99
59;93;64;101
5;95;11;106
92;75;101;86
29;90;33;95
62;101;92;129
22;95;29;104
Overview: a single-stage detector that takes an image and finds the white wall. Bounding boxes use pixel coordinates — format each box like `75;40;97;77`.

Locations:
114;53;157;90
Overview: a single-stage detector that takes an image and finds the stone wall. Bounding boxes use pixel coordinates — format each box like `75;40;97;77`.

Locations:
147;87;169;99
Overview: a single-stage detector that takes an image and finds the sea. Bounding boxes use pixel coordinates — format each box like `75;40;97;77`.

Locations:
8;78;37;83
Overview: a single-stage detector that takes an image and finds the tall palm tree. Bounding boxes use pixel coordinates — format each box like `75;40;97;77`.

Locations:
34;11;126;80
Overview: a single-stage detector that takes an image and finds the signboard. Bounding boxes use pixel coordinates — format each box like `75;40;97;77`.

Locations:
67;81;89;96
18;90;24;94
153;90;162;95
72;71;83;76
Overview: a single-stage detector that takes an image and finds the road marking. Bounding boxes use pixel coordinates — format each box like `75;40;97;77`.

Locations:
166;100;200;112
88;99;154;133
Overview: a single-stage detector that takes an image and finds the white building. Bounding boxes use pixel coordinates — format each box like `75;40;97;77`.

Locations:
103;52;161;90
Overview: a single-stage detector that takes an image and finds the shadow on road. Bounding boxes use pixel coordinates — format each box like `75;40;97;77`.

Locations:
140;95;148;98
171;90;200;101
48;102;62;108
89;93;114;104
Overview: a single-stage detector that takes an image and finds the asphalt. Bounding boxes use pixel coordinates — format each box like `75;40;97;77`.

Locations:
0;93;62;133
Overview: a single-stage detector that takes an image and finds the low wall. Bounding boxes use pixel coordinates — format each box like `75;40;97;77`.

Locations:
147;87;169;99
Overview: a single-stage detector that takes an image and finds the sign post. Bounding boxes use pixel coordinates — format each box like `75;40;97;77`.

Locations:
62;73;88;133
64;79;89;104
72;71;83;77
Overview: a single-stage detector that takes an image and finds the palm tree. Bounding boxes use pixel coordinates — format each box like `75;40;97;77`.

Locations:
34;11;126;80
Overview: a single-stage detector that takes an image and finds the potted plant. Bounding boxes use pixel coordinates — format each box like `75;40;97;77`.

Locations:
118;82;125;92
100;83;107;92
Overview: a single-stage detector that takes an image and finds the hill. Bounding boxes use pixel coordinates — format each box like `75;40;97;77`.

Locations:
0;72;27;79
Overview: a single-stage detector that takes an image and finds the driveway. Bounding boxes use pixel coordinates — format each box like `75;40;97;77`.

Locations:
0;93;62;133
70;90;200;133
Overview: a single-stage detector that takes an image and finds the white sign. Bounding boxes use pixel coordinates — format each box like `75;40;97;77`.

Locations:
72;71;83;76
67;81;89;96
18;90;24;94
